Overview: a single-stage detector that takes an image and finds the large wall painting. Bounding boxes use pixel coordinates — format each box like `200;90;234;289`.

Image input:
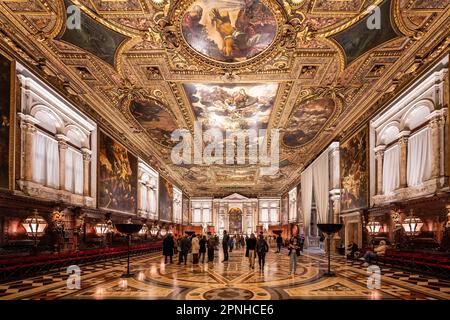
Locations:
159;176;173;222
340;126;368;212
0;53;12;189
181;0;277;63
281;193;289;225
98;131;137;213
182;194;190;225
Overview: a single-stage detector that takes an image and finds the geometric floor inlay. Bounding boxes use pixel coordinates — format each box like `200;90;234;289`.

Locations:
0;247;449;300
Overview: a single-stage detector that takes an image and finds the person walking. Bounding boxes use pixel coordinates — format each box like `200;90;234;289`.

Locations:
199;235;207;263
222;230;230;262
319;232;325;250
246;233;257;269
178;234;191;265
288;235;301;275
276;234;283;253
207;235;215;262
191;234;200;264
162;233;174;264
256;233;269;271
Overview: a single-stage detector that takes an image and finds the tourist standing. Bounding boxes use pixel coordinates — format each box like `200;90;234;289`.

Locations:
178;234;191;265
288;235;301;275
246;233;257;269
222;230;230;262
256;234;269;270
207;235;215;262
199;235;207;263
276;234;283;253
191;234;200;264
162;233;174;264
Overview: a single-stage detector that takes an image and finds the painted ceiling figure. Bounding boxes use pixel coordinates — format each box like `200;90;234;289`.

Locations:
233;0;276;57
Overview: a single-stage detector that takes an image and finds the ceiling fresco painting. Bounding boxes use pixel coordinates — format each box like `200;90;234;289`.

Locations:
183;83;278;132
0;0;447;197
331;0;400;66
129;98;179;148
58;0;130;67
282;98;336;148
181;0;277;63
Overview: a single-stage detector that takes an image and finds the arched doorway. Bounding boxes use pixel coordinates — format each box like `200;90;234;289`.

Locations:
228;208;243;235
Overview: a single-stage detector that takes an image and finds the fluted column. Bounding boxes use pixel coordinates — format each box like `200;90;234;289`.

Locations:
397;131;410;188
146;183;153;213
374;145;386;195
81;148;91;197
428;114;443;179
21;122;36;181
56;134;69;190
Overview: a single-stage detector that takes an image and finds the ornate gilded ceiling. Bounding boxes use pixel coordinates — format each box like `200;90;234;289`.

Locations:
0;0;448;197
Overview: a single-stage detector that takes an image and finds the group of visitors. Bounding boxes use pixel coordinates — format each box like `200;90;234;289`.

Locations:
162;233;218;265
162;230;305;275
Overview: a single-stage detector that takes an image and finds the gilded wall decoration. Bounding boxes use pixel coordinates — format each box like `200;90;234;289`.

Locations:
98;131;138;214
340;126;369;212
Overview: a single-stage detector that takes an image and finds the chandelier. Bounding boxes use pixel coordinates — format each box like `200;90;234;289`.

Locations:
402;210;423;236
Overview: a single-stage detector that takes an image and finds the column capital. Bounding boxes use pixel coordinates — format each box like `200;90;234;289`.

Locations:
18;113;39;125
56;134;69;149
374;144;386;156
397;131;411;141
20;121;37;133
426;108;447;123
81;148;92;161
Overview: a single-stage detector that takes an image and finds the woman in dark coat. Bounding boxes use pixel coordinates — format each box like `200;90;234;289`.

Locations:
163;234;174;264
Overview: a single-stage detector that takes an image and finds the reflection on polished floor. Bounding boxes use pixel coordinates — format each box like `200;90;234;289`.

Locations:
0;248;449;300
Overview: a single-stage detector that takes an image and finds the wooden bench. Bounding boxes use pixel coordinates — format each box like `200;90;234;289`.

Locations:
0;242;162;282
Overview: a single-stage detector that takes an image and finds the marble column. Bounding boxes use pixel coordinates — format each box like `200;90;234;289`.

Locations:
397;131;410;188
21;121;36;181
374;145;386;195
56;134;69;190
428;114;443;179
81;148;91;197
136;180;143;215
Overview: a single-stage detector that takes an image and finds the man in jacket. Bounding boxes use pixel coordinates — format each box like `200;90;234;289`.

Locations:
246;233;257;269
178;234;191;265
276;235;283;253
222;230;230;262
162;233;174;264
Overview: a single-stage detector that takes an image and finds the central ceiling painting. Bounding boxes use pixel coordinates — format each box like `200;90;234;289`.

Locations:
183;83;278;132
181;0;277;63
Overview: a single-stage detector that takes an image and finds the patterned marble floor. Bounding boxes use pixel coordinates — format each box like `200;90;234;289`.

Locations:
0;248;449;300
